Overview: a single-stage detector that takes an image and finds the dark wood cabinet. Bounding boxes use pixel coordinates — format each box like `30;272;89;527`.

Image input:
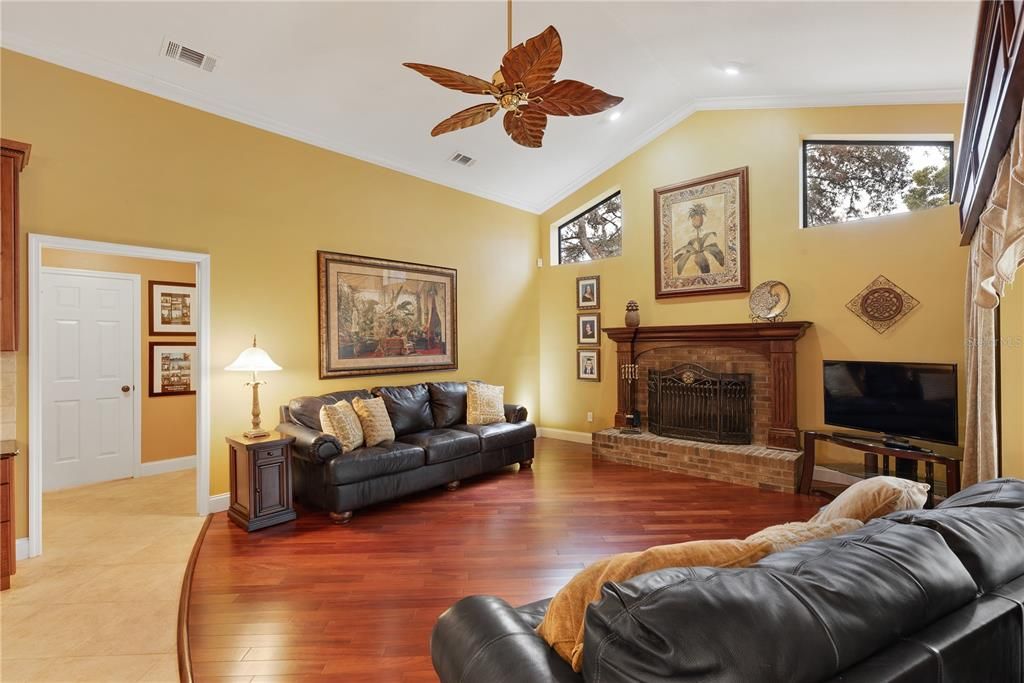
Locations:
226;433;296;532
1;442;17;590
1;139;30;352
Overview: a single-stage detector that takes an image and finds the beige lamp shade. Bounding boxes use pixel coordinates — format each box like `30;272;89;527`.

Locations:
225;339;282;373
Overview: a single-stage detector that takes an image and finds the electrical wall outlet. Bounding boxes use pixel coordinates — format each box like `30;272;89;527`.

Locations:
586;411;593;422
536;257;544;267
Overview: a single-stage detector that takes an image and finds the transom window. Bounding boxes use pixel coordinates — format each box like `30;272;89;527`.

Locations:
557;191;623;264
802;140;953;228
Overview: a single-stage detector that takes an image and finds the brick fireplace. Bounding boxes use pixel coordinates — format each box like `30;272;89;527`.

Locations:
595;322;812;492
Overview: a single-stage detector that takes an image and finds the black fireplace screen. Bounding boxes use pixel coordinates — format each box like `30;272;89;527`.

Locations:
647;363;752;444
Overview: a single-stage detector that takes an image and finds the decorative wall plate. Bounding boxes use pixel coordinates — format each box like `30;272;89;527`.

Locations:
748;280;791;322
846;275;919;334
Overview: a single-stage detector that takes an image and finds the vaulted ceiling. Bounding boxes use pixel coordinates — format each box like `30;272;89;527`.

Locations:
2;1;977;213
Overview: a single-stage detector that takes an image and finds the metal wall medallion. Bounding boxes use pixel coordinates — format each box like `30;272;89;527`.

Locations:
749;280;791;322
846;275;919;334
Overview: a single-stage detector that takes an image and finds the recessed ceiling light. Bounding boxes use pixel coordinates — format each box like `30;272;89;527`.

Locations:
608;111;622;122
723;65;741;76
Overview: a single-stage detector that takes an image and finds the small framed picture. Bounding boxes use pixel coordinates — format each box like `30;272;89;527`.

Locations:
576;275;600;310
149;281;196;336
577;312;601;345
149;342;197;397
577;348;600;382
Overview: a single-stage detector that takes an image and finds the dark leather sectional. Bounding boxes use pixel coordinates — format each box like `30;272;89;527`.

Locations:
431;477;1024;682
277;381;536;523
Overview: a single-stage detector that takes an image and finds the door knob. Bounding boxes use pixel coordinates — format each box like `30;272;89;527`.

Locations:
121;385;131;393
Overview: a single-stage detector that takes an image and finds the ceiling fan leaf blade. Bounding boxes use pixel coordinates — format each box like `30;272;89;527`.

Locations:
500;25;562;92
431;103;500;137
403;63;500;96
503;108;547;148
532;80;624;116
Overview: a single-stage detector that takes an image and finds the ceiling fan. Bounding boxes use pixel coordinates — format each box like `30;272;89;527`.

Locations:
402;0;623;148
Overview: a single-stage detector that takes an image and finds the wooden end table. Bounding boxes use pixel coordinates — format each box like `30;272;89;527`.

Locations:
799;431;961;507
226;432;297;532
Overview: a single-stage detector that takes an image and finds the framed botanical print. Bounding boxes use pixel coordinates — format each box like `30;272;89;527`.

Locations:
576;275;600;309
654;167;750;299
577;312;601;346
318;251;458;379
577;348;600;381
149;342;196;397
149;281;196;335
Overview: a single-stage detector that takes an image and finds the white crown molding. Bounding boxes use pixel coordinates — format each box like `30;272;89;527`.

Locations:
535;87;965;213
0;33;546;214
2;34;964;216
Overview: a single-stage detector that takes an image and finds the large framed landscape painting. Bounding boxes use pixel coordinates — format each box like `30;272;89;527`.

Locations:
318;251;458;378
654;167;749;299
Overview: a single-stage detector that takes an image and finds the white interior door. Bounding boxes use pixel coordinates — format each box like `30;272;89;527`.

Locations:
40;269;137;491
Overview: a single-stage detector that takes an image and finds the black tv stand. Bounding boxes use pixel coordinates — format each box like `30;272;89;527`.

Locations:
831;432;935;454
800;431;962;508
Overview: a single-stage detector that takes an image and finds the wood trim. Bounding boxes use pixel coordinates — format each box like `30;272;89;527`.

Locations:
177;513;212;683
653;166;750;299
954;0;1024;245
0;139;31;171
1;139;30;352
603;321;812;344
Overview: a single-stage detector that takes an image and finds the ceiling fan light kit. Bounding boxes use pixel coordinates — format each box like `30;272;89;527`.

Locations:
403;2;623;148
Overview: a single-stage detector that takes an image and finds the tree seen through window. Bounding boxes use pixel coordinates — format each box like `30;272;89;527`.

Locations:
558;192;623;264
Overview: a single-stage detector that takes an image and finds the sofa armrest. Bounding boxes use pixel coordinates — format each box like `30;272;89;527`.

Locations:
431;595;579;683
275;421;340;464
504;404;528;423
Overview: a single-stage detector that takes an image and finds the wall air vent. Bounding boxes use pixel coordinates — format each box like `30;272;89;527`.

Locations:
449;152;476;167
161;37;218;72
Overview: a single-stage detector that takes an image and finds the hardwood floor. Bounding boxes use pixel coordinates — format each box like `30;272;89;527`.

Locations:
188;438;827;682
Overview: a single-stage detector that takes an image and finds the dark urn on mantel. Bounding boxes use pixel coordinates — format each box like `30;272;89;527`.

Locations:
625;300;640;327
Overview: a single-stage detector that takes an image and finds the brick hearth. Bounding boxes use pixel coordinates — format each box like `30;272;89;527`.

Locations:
592;429;803;493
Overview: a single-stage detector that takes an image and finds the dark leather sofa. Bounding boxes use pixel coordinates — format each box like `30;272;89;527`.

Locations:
431;477;1024;682
277;381;536;523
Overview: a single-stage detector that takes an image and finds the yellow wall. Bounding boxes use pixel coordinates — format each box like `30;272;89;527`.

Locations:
1001;280;1024;478
537;105;968;470
40;249;197;464
2;50;539;537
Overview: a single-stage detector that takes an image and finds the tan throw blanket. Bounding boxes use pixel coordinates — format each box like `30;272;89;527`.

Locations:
536;518;864;672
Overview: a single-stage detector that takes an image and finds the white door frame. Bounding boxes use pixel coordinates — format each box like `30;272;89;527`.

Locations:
39;266;142;485
28;234;212;558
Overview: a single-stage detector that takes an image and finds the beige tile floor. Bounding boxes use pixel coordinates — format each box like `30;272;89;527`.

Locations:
1;469;206;682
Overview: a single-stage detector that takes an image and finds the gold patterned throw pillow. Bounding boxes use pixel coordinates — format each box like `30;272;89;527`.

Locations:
319;401;364;453
467;382;506;425
351;397;395;447
810;476;930;524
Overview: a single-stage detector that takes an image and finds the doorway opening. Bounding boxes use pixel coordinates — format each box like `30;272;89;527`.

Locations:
27;234;211;558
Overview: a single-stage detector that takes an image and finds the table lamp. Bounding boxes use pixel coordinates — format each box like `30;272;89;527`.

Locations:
225;336;282;438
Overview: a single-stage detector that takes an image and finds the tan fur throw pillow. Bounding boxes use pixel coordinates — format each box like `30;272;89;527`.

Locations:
319;401;364;453
467;382;506;425
536;538;773;672
746;518;864;554
351;397;395;447
810;476;930;524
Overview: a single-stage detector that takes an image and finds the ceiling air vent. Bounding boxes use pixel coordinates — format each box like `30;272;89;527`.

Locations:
161;37;218;72
449;152;476;167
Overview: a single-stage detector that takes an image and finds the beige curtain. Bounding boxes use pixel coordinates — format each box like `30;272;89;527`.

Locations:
964;112;1024;485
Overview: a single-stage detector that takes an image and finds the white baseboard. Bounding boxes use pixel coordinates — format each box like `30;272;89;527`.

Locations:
537;427;593;444
813;466;861;486
16;537;29;561
208;492;230;513
137;455;196;477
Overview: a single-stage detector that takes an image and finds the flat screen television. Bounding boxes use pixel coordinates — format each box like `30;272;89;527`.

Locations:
823;360;958;445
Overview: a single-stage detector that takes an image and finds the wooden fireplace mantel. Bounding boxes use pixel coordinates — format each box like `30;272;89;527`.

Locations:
604;321;813;451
